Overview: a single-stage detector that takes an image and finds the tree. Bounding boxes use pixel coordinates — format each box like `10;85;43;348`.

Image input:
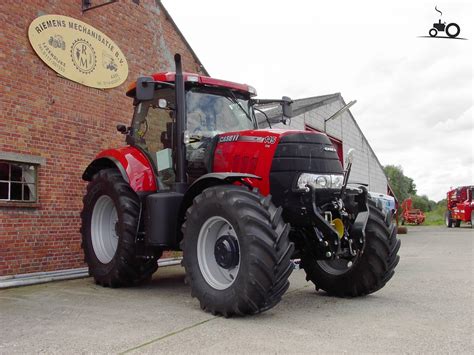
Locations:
411;195;435;212
383;165;417;203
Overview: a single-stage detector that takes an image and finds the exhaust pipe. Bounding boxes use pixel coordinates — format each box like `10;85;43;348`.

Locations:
173;54;187;192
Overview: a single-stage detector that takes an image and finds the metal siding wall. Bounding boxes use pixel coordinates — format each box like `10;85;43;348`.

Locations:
273;98;388;193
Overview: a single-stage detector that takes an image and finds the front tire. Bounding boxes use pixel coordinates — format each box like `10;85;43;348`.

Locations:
302;203;400;297
182;186;294;316
81;169;159;287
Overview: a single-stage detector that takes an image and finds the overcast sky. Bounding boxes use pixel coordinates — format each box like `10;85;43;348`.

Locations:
163;0;473;201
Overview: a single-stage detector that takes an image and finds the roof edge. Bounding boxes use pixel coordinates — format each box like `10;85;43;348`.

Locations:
291;93;341;117
158;1;209;76
262;93;341;121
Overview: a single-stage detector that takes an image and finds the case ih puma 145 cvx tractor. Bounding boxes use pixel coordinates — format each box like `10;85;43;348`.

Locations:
81;54;400;316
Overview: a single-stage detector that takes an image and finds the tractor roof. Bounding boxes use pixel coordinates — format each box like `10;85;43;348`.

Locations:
126;72;256;98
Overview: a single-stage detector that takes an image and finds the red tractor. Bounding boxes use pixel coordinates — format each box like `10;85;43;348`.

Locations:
445;186;474;228
81;54;400;316
400;198;425;225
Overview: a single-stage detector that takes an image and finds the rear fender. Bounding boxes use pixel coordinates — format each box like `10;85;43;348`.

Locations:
82;147;157;192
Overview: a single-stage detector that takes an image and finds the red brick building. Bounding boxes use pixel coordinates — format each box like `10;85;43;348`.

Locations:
0;0;206;277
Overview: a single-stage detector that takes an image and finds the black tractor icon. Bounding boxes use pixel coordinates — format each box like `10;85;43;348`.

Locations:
429;6;460;38
48;35;66;50
430;20;460;38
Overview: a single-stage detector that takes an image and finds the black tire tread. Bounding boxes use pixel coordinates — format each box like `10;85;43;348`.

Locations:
80;169;158;287
302;199;400;297
181;185;294;317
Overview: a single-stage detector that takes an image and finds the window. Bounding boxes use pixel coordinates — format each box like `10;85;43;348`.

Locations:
186;88;254;134
0;161;37;202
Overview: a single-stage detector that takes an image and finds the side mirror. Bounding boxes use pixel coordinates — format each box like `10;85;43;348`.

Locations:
282;96;293;119
136;76;155;101
116;124;127;134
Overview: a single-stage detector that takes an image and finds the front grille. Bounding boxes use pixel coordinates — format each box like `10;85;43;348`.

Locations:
270;132;343;225
271;132;343;175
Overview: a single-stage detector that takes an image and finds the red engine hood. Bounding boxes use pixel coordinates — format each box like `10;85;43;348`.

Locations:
212;129;329;195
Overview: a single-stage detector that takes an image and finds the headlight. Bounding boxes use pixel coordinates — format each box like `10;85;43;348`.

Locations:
297;173;344;190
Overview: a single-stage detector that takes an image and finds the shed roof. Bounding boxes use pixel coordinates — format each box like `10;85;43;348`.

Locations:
256;93;340;123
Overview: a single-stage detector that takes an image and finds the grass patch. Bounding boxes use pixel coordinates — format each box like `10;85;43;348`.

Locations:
423;204;446;226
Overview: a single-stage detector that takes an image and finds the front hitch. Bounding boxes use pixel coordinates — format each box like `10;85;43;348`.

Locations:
304;185;369;260
308;187;341;258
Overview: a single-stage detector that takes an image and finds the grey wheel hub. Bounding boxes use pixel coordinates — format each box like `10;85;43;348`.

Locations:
197;216;240;290
91;195;119;264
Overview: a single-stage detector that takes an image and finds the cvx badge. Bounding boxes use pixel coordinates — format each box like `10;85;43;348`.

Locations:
263;136;277;144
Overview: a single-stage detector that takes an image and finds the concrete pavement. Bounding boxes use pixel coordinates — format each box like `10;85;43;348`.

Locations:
1;226;472;353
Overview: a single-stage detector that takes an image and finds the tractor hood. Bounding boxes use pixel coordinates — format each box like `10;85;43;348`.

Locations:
212;129;343;196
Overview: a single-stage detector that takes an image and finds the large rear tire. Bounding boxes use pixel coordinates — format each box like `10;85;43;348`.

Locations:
81;169;159;287
182;185;294;316
301;202;400;297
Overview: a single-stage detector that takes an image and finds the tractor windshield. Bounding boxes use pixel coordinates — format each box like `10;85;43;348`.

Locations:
186;87;255;136
129;86;256;184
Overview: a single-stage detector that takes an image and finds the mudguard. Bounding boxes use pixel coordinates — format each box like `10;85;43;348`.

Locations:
184;172;262;204
82;146;157;192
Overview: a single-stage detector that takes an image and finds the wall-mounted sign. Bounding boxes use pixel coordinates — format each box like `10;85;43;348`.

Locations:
28;14;128;89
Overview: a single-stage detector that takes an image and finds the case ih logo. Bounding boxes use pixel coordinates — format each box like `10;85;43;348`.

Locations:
218;135;277;145
218;134;239;143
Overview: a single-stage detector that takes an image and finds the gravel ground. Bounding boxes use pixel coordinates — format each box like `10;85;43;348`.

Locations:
0;225;472;354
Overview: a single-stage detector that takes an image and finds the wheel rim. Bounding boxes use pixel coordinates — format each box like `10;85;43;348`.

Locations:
91;195;119;264
445;213;449;226
197;216;240;290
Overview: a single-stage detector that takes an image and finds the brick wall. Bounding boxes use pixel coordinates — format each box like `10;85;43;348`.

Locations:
0;0;205;276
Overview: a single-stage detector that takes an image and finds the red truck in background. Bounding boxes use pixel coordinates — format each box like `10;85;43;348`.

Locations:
445;186;474;228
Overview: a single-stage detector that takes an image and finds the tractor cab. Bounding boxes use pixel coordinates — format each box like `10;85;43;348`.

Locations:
124;73;258;185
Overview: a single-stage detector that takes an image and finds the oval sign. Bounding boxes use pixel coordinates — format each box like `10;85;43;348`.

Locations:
28;14;128;89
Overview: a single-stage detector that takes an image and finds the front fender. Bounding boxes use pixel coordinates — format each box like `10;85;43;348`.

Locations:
82;147;157;192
